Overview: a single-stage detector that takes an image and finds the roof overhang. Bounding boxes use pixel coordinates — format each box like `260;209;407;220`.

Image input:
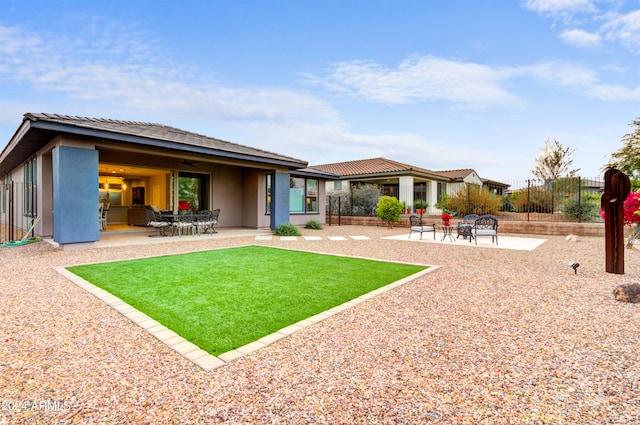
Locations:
0;117;308;176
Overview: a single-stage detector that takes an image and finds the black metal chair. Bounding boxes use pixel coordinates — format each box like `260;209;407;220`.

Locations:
147;210;171;237
409;215;436;240
173;211;195;237
456;214;479;240
472;214;498;245
210;208;220;234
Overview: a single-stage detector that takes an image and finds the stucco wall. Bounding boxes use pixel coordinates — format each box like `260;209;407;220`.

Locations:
211;164;244;228
325;215;605;237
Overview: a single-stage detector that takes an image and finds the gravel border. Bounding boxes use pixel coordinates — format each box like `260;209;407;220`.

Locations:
1;226;639;424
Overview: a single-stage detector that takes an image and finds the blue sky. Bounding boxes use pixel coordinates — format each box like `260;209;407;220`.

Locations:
0;0;638;182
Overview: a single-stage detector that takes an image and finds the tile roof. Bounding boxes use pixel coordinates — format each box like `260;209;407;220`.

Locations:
20;113;307;166
434;169;476;180
312;157;445;179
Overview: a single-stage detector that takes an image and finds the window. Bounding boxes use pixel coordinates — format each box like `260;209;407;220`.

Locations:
334;181;342;190
1;174;9;213
266;175;319;214
306;179;318;213
289;177;305;213
23;157;37;217
266;174;272;214
437;182;447;202
178;172;209;212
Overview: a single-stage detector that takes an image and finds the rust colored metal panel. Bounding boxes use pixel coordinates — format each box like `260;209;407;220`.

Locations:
602;168;631;274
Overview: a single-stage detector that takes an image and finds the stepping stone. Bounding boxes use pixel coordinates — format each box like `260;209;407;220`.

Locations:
328;236;348;241
280;236;298;241
304;236;322;240
350;236;370;240
255;235;273;240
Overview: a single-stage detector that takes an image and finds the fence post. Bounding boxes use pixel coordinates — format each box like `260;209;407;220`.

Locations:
527;179;531;222
9;181;14;242
578;176;582;223
338;196;341;226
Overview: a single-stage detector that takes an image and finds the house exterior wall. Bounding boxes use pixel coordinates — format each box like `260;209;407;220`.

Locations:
463;172;483;185
211;164;244;227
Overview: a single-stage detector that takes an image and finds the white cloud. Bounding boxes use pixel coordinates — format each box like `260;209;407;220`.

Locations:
559;28;602;46
585;83;640;100
314;56;522;109
524;0;598;16
521;60;600;86
601;9;640;51
0;24;339;126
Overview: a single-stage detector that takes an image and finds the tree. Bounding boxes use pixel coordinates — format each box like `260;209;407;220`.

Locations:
606;118;640;179
532;139;580;214
532;138;580;180
376;196;403;228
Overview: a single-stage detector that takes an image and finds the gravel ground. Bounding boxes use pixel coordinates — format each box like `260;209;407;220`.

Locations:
1;225;639;424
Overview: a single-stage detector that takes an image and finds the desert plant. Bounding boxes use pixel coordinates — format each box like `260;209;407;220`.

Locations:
304;220;323;230
351;183;381;216
376;196;403;228
273;223;302;236
562;193;601;221
442;185;502;216
326;190;352;216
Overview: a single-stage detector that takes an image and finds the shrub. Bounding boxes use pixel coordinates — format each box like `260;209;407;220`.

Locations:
442;185;502;216
562;193;601;221
351;183;381;216
304;220;323;230
376;196;403;228
273;223;302;236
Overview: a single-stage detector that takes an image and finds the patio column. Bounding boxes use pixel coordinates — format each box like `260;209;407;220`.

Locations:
52;146;99;247
270;171;290;230
428;181;438;214
399;176;414;212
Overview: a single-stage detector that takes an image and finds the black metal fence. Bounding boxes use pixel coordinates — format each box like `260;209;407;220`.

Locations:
327;176;605;223
0;182;37;244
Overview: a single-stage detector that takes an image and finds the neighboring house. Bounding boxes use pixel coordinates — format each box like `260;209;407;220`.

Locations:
435;169;510;196
0;113;337;249
313;158;450;214
312;158;509;214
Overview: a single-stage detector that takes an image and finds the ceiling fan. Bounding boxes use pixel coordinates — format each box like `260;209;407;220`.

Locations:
182;159;198;167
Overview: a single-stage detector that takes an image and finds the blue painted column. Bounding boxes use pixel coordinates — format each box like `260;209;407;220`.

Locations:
270;171;290;230
52;146;99;244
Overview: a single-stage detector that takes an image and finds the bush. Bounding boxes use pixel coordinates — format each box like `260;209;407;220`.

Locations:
442;185;502;216
376;196;403;228
562;194;601;221
351;183;381;216
304;220;323;230
273;223;302;236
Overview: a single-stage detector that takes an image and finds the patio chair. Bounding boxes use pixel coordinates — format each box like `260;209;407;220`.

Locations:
195;210;213;235
98;202;104;231
409;215;436;240
147;210;171;237
472;214;498;245
173;211;195;237
210;208;220;233
100;202;110;231
456;214;479;240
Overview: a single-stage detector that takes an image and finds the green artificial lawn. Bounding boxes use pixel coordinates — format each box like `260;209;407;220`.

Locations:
67;246;427;356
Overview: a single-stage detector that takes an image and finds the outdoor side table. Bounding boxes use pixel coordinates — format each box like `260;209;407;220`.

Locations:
456;223;473;241
441;225;455;242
